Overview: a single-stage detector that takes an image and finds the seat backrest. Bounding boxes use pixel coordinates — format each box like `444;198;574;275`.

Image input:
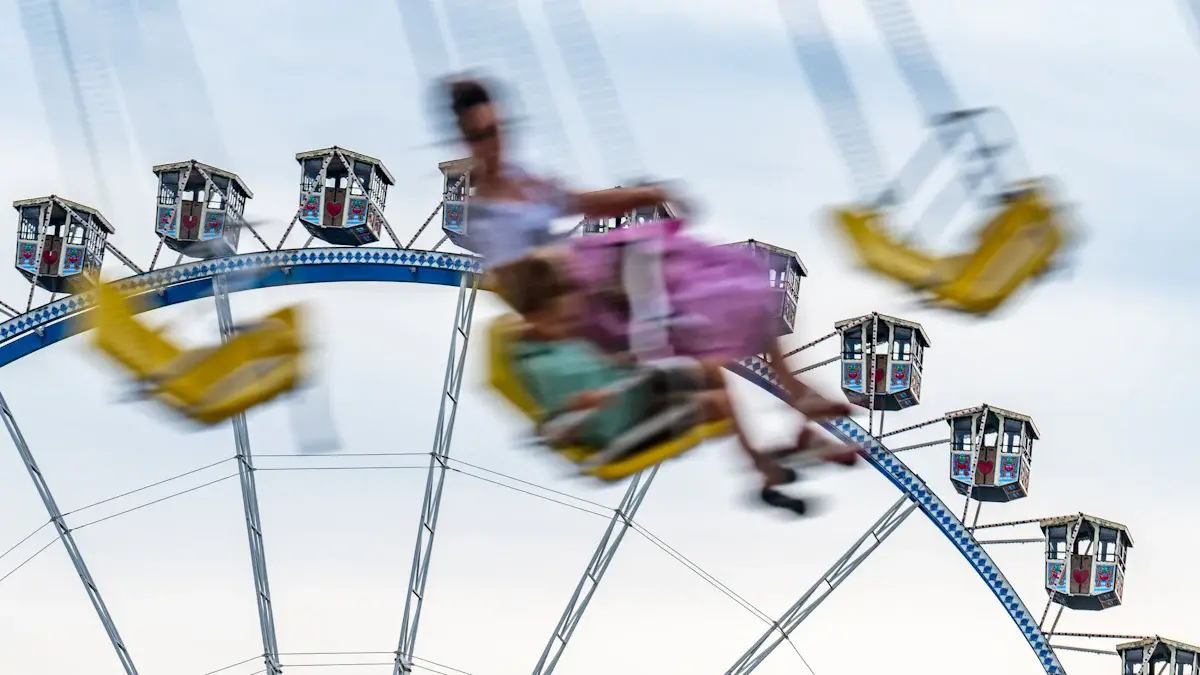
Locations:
161;305;304;400
487;316;543;420
91;284;181;378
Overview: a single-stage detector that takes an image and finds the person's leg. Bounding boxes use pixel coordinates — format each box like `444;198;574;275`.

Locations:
763;340;852;419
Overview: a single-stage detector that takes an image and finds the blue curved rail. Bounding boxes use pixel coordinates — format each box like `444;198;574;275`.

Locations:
0;247;1061;674
729;360;1063;674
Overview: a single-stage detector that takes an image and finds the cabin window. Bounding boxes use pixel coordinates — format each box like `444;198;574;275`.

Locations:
769;269;778;288
842;329;863;360
952;417;973;452
891;327;913;361
1123;648;1144;675
158;171;180;206
789;268;800;297
1002;419;1023;451
206;176;229;210
1097;528;1119;562
301;158;324;193
18;207;40;239
66;222;86;245
1176;650;1195;675
351;162;372;196
1046;526;1067;560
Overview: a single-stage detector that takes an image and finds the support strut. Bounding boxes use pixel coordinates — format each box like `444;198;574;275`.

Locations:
0;390;139;675
727;496;916;674
393;273;479;675
213;274;282;675
531;465;659;675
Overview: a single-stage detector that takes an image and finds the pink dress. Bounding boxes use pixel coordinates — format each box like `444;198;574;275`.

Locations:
468;167;777;361
566;220;778;361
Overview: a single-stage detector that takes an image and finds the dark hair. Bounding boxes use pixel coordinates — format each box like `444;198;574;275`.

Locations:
502;256;572;315
447;77;492;124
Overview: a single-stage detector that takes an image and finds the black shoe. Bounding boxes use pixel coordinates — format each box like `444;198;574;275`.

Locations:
759;487;807;516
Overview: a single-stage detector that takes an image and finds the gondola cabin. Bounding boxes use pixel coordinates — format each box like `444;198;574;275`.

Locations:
13;195;113;293
579;189;677;236
720;239;807;337
439;157;477;252
1041;513;1132;611
1117;636;1198;675
296;146;394;246
946;405;1038;502
152;160;253;259
836;313;930;411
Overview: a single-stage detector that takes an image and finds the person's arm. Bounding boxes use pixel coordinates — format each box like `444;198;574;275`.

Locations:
568;185;671;219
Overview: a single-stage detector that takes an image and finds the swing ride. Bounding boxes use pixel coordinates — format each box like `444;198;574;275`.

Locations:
88;281;306;426
1;0;1191;674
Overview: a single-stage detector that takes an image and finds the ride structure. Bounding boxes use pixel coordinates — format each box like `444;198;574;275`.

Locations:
3;1;1189;675
12;195;112;294
151;160;253;260
1118;636;1199;675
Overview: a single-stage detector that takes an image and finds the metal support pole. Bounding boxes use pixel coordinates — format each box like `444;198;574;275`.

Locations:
532;465;659;675
212;273;282;675
0;390;139;675
393;273;479;675
726;496;916;674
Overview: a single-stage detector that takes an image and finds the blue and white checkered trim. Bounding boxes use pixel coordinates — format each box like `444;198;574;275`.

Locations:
729;356;1064;675
0;247;482;344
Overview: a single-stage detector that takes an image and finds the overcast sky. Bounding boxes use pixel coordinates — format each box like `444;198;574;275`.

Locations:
0;1;1197;674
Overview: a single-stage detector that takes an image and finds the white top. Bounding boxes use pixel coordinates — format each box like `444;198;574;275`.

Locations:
468;166;572;267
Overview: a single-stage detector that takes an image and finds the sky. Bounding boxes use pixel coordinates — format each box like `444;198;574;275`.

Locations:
0;1;1198;674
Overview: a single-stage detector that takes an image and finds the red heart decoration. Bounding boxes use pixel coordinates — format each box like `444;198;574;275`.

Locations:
1072;569;1089;585
326;202;343;217
976;460;995;476
184;215;199;228
42;250;59;264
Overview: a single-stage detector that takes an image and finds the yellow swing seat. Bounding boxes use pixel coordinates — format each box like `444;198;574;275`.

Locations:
831;178;1070;315
89;282;306;426
486;315;732;482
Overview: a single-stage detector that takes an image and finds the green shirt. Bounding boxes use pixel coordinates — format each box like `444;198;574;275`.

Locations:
513;338;649;448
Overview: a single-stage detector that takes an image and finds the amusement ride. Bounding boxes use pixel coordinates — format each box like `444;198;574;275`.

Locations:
0;1;1195;674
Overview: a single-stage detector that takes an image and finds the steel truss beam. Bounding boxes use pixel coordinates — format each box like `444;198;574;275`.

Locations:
727;495;917;674
532;465;658;675
393;273;480;675
213;274;282;675
0;390;139;674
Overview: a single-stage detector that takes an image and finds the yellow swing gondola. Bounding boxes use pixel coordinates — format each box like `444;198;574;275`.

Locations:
486;314;732;481
829;110;1075;316
89;281;306;425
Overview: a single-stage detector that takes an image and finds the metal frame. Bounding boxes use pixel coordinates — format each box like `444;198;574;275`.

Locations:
728;496;917;674
0;250;1067;674
213;273;282;675
393;273;480;675
532;466;659;675
0;389;139;675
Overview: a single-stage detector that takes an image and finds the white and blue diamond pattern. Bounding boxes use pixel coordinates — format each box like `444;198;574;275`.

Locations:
732;354;1064;675
0;247;483;344
0;248;1064;673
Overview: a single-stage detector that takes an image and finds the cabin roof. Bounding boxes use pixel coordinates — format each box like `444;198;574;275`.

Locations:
151;160;255;198
834;313;932;347
296;146;396;185
729;239;809;277
438;156;476;174
12;196;116;234
1116;636;1200;654
1038;513;1134;547
942;404;1041;440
